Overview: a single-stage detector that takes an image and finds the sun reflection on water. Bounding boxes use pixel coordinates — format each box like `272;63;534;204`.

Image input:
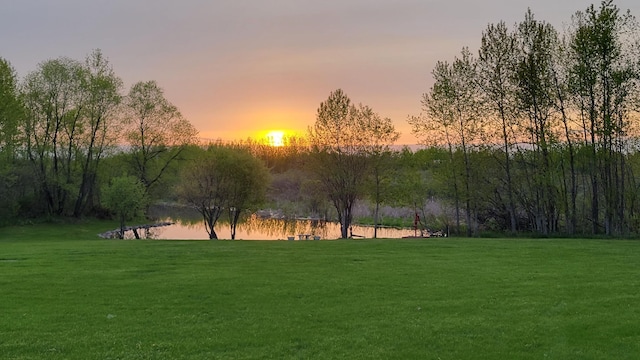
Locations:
151;214;416;240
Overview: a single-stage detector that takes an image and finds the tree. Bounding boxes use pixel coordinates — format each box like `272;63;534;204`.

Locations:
0;58;22;160
22;56;87;216
392;147;450;235
0;57;25;222
568;0;640;235
73;49;123;217
360;107;399;238
176;146;269;240
308;89;399;239
550;33;579;235
176;148;226;239
102;176;147;239
367;149;397;238
20;50;124;218
410;49;483;236
514;10;562;235
409;61;463;234
123;81;198;198
224;147;270;239
477;21;519;233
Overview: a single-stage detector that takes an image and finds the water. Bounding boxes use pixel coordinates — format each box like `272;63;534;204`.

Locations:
148;214;419;240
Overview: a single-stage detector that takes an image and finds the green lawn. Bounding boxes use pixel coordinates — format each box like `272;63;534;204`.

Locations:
1;221;639;359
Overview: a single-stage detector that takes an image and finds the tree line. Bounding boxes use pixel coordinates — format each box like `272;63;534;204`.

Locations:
409;0;640;236
2;1;640;239
0;50;197;224
0;45;401;239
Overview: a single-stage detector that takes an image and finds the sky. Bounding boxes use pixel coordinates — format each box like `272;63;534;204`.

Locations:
2;0;639;144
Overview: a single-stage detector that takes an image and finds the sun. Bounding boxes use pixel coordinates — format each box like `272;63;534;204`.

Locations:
257;129;299;147
265;130;285;147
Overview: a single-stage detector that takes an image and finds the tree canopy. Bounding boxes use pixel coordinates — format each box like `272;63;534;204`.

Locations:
102;175;147;239
176;146;269;240
308;89;399;238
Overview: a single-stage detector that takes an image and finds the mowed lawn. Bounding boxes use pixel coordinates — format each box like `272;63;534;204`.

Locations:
1;222;640;359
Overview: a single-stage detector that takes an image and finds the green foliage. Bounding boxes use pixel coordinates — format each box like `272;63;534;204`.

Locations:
308;89;399;238
4;2;640;239
0;58;25;223
242;135;310;173
2;226;640;358
408;1;640;236
0;57;23;159
19;50;124;218
1;49;199;222
176;145;270;239
101;175;147;238
124;80;198;198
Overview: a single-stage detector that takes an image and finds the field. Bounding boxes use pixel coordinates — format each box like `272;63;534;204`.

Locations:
1;221;639;359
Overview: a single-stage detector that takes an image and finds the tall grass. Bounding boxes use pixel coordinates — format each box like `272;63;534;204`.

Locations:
1;221;639;359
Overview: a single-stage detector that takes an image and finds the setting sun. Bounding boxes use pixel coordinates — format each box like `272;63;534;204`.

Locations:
265;130;285;147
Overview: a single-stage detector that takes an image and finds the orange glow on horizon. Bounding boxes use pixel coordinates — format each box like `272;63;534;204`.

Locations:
197;109;308;145
257;129;302;147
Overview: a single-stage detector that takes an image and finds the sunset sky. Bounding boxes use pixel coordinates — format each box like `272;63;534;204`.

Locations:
3;0;639;144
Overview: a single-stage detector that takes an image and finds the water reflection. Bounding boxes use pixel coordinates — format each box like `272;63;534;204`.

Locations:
151;214;418;240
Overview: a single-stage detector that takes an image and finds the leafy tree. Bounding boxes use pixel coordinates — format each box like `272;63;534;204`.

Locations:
568;0;640;235
366;149;396;238
0;51;208;226
224;147;270;239
514;10;562;235
550;32;579;235
477;21;519;233
176;146;269;240
176;148;225;239
409;62;463;234
410;49;483;236
0;57;22;160
0;57;25;222
308;89;399;239
22;56;87;216
123;80;198;198
73;49;123;216
20;50;123;218
358;105;400;238
102;175;147;239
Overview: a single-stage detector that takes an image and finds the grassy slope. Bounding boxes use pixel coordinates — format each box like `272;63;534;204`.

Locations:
1;222;639;359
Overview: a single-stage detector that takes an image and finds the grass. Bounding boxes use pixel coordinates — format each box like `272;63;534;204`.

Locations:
1;221;640;359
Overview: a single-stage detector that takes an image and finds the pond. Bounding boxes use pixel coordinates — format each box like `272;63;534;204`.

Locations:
144;208;419;240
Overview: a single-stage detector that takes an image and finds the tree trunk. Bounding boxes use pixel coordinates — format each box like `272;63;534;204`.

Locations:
374;201;379;239
229;208;241;240
341;208;350;239
119;215;126;239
